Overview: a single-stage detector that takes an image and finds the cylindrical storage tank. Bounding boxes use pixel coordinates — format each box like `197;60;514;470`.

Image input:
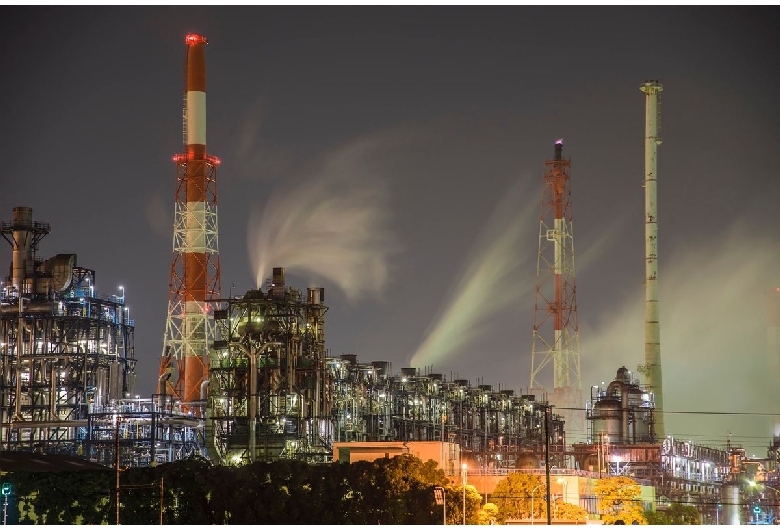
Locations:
126;372;137;397
371;361;391;377
109;361;122;401
340;354;357;365
592;398;622;440
307;287;321;305
11;207;33;293
96;367;108;406
401;367;417;377
721;481;741;525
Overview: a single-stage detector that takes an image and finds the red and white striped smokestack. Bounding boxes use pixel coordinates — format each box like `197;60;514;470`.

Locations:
183;33;209;406
185;34;207;158
161;33;221;413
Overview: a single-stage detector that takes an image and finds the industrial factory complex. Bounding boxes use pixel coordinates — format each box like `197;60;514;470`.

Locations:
1;34;778;525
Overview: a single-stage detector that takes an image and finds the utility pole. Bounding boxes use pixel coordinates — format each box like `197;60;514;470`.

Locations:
545;406;551;525
115;415;120;525
159;477;164;525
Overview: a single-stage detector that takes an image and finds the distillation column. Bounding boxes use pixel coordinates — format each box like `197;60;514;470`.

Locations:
640;80;663;439
160;34;222;412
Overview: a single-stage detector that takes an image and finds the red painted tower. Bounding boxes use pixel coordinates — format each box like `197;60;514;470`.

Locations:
159;34;221;412
529;140;583;442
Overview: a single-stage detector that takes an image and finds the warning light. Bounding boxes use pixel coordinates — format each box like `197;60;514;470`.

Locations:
185;34;208;46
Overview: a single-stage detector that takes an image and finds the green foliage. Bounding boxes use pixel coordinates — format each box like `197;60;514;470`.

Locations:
7;453;457;525
643;503;699;525
665;503;700;525
477;502;499;525
643;508;670;525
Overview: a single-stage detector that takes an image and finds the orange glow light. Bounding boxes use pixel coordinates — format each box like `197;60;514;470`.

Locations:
185;34;208;45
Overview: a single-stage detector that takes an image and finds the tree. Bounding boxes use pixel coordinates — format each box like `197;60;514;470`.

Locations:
554;498;589;523
643;508;670;525
643;503;699;525
491;472;546;524
666;502;700;525
594;476;647;525
477;502;499;525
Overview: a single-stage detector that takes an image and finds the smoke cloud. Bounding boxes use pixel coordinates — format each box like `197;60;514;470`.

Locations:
248;136;400;303
410;178;538;369
581;218;780;454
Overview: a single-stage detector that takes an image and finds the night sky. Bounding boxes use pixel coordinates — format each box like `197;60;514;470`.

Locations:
2;7;779;456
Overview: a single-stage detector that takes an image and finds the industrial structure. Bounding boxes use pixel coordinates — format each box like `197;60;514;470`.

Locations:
4;28;776;523
159;33;222;413
0;206;213;466
0;207;135;454
768;288;780;440
529;140;583;443
206;268;331;464
639;80;665;439
575;366;731;521
205;270;568;469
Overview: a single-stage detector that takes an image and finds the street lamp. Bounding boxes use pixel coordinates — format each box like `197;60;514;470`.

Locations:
748;481;780;525
749;481;780;495
434;486;447;525
531;484;543;525
462;463;467;525
557;477;568;504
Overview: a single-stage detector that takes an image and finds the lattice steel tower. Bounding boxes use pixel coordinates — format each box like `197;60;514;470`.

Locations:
159;34;221;413
529;140;583;443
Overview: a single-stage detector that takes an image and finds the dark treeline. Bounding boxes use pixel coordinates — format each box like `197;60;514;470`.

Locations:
6;454;454;525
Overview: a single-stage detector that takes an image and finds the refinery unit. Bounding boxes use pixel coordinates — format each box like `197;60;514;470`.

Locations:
575;364;780;524
205;266;567;469
0;206;211;467
3;31;780;526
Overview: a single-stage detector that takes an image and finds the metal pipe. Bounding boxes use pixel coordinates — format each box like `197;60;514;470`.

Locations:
231;341;280;463
640;80;664;439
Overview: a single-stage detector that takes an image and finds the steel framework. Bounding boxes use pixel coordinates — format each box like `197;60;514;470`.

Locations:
160;35;221;412
529;140;583;443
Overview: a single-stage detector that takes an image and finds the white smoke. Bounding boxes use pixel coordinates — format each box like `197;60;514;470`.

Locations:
247;136;400;303
581;218;780;454
410;177;538;369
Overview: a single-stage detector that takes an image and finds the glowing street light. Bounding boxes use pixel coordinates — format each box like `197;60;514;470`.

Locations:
557;477;568;504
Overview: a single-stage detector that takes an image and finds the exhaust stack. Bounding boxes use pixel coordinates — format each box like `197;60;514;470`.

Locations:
640;80;664;439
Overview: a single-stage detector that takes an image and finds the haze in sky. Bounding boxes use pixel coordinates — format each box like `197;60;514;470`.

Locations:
1;7;779;455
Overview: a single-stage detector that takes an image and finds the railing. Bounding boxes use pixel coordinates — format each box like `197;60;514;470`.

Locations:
466;467;652;484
